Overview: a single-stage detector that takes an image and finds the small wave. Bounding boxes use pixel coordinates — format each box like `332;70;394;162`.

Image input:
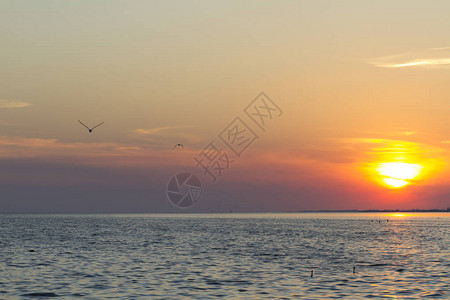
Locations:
70;293;86;297
367;263;388;267
222;279;252;285
34;263;51;267
205;280;222;285
423;293;444;298
7;264;29;268
21;292;59;297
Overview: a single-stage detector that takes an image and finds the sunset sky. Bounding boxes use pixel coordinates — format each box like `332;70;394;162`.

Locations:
1;0;450;212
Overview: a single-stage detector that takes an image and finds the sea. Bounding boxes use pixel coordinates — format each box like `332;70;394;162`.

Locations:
0;213;448;299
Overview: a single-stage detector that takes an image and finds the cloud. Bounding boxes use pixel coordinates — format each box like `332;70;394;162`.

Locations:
132;125;202;147
0;135;191;168
0;99;32;108
133;125;194;135
292;136;447;172
376;59;450;68
0;134;446;212
370;47;450;68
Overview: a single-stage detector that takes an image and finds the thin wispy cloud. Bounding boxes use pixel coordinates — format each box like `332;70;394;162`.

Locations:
370;47;450;68
132;125;202;147
291;136;446;174
0;99;32;108
376;59;450;68
134;125;194;136
0;135;193;169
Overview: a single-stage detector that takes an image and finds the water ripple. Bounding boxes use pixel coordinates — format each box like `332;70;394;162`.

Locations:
0;213;448;298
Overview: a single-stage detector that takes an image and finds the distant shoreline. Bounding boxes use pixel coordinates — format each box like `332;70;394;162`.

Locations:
294;209;449;213
0;210;449;214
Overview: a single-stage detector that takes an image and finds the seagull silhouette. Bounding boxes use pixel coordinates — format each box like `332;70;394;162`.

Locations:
173;144;184;149
78;120;104;133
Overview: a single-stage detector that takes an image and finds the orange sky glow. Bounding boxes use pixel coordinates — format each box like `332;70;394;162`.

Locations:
1;1;450;212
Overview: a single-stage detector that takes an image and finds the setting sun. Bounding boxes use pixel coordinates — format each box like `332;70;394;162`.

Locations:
359;139;442;191
376;162;423;188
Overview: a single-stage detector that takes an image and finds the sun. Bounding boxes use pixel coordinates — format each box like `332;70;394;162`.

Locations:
360;139;442;190
376;162;423;188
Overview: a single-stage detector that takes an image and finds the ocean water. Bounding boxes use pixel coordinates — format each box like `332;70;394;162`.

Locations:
0;213;448;299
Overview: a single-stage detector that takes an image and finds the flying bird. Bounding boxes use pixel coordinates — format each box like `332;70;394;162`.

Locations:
78;120;104;133
173;144;184;149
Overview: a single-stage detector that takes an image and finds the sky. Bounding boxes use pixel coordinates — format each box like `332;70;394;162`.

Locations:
1;0;450;212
